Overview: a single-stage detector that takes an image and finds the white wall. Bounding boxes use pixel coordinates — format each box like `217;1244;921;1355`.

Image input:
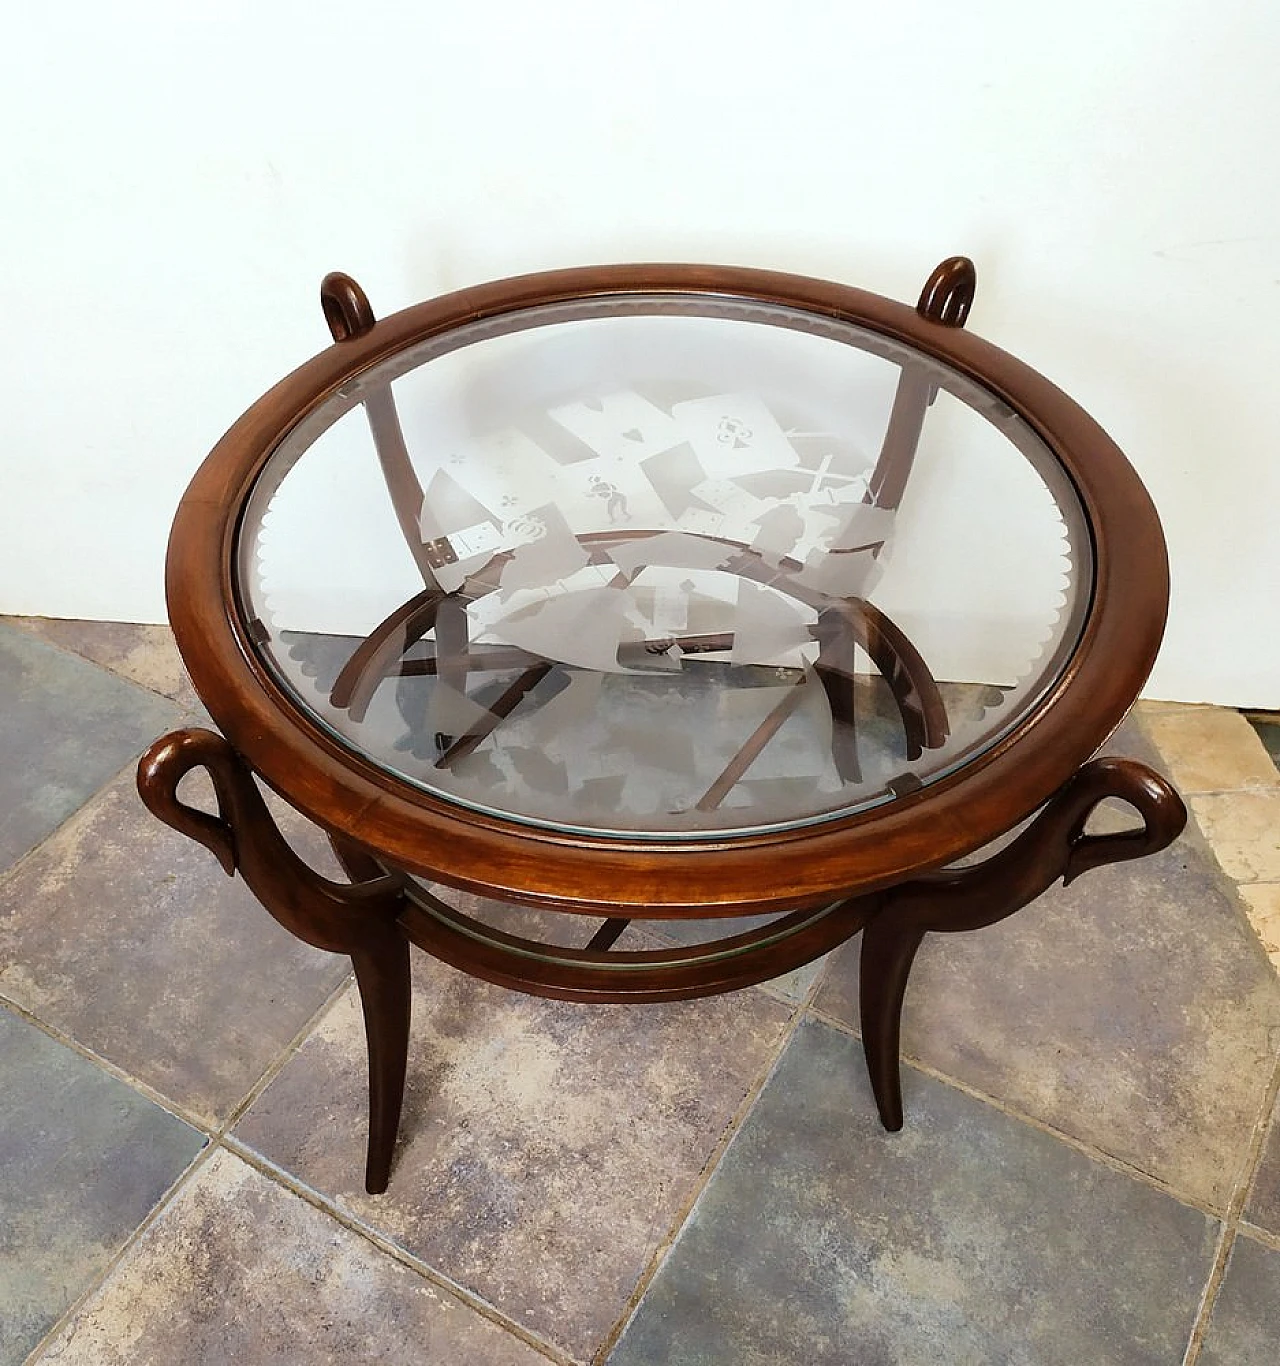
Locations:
2;1;1277;704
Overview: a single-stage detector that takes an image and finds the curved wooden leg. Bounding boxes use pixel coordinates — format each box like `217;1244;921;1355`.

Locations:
859;919;926;1130
328;832;412;1190
352;936;412;1194
814;599;948;771
138;729;414;1194
329;588;444;721
857;756;1186;1131
854;600;949;759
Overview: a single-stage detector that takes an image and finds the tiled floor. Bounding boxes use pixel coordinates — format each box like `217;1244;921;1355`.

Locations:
3;616;1280;1365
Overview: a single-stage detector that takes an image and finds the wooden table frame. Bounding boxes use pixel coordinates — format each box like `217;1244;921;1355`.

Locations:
138;259;1185;1193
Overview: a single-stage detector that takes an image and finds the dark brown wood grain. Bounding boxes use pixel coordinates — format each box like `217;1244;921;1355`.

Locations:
142;258;1183;1192
858;756;1186;1129
164;261;1168;916
138;728;411;1192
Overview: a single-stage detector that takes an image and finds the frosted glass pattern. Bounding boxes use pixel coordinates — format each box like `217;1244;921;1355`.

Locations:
237;296;1091;838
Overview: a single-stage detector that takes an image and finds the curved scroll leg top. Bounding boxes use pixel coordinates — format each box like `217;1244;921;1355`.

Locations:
859;756;1186;1130
137;728;411;1194
917;256;976;328
321;271;376;342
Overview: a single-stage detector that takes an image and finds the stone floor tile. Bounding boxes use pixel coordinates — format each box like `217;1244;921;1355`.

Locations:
0;771;351;1126
1133;699;1199;715
814;829;1280;1211
1243;1091;1280;1237
1236;883;1280;976
1243;713;1280;771
0;624;179;872
1189;791;1280;883
1141;705;1279;794
1114;706;1173;748
234;942;793;1361
756;956;826;1004
3;617;200;710
1196;1232;1280;1365
0;1006;204;1366
37;1148;549;1366
647;912;828;1004
608;1018;1215;1366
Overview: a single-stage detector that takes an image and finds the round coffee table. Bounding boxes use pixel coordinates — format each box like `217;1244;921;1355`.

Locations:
138;258;1186;1193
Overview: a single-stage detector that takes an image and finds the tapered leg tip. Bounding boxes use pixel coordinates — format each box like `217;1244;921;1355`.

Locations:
872;1095;905;1132
365;1167;391;1196
364;1149;394;1194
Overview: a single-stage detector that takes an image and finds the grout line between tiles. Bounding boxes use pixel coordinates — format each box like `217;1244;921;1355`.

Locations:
0;750;149;894
755;946;832;1009
1180;1230;1235;1366
212;967;356;1139
213;1136;574;1366
1180;1048;1280;1366
0;746;361;1136
2;908;354;1147
805;1002;1239;1223
0;615;191;709
591;989;813;1364
5;964;558;1363
22;1142;218;1366
1235;1221;1280;1253
5;680;1273;1363
0;992;216;1137
1138;709;1280;983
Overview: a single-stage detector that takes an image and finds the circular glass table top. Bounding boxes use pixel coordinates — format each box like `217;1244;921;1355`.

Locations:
235;290;1092;841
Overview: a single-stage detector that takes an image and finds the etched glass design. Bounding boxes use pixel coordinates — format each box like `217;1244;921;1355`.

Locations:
238;296;1090;838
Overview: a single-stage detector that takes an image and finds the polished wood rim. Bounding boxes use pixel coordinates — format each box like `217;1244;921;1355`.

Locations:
166;263;1169;915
